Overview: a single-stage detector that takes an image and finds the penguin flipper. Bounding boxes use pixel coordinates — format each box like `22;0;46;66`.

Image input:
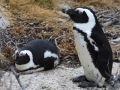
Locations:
97;44;111;80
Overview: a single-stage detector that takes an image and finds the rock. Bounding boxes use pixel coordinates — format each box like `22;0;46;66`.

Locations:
58;18;66;22
56;2;71;18
0;4;10;30
0;15;10;30
57;2;71;9
0;71;5;85
0;63;120;90
0;65;81;90
88;5;96;12
56;11;70;18
112;62;120;75
29;23;34;26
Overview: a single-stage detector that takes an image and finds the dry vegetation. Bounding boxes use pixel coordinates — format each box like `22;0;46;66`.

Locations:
0;0;120;68
74;0;120;7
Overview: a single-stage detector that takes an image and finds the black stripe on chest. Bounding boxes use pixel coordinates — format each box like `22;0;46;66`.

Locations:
73;27;98;67
18;65;42;72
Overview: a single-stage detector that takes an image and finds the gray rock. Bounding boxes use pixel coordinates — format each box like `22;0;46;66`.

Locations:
0;14;10;30
0;5;10;30
58;2;71;9
0;63;120;90
56;11;70;18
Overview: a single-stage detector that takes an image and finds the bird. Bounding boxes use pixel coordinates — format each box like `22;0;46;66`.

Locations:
62;7;113;87
13;39;60;74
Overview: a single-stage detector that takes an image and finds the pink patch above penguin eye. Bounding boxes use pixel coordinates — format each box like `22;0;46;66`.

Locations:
19;52;25;56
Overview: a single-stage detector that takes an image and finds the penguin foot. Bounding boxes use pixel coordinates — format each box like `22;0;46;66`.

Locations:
106;75;118;86
73;75;86;82
78;81;97;88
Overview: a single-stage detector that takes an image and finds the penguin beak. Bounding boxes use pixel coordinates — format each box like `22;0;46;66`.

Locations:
12;54;19;64
62;8;69;14
62;9;75;15
15;60;19;64
12;54;16;59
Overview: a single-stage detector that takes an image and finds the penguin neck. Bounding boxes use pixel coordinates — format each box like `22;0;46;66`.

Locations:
73;21;96;36
22;50;35;67
74;20;95;29
73;15;96;34
25;50;33;61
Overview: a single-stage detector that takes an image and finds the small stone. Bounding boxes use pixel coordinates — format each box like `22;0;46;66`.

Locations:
0;15;10;30
88;5;96;12
56;11;70;18
58;2;71;9
58;18;66;22
29;23;34;26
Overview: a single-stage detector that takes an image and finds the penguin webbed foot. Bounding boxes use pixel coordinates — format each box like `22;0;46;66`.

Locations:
73;75;87;82
106;75;119;86
78;81;97;88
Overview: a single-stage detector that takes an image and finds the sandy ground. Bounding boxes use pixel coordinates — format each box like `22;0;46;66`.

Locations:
0;63;120;90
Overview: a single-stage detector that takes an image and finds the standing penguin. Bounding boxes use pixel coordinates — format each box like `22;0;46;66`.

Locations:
13;39;60;74
62;7;113;87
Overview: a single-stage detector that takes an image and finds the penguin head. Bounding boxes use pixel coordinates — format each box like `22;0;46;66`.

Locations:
62;7;97;24
13;50;32;65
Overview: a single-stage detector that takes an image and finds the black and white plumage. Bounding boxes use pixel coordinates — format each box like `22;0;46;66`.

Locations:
62;7;113;87
13;39;60;74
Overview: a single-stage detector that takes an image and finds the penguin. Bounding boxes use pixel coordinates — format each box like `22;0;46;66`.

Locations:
13;39;60;74
62;7;113;87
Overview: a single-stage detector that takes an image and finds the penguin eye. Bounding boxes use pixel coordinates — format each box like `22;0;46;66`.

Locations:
75;9;83;14
13;52;19;59
75;9;80;14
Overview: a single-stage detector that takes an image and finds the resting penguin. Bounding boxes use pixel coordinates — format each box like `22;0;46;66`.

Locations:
62;7;113;87
13;39;60;74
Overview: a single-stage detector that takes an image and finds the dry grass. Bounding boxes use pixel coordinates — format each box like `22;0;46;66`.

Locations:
24;5;57;19
0;54;6;61
1;0;119;21
74;0;120;9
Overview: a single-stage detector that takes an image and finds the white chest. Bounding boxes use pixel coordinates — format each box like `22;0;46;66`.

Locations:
73;30;105;87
